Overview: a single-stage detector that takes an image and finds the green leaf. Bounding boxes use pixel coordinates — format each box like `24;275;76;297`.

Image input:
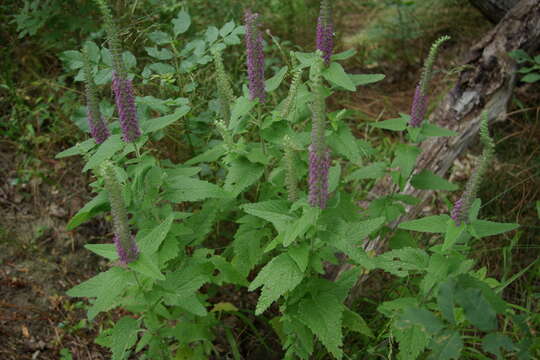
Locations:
184;144;226;165
370;117;408;131
83;135;124;172
205;26;219;43
328;163;341;193
122;51;137;69
398;215;450;233
283;207;319;247
428;330;463;360
85;41;100;62
437;279;456;324
342;308;373;337
421;123;457;137
173;11;191;36
521;73;540;83
141;106;190;133
229;96;255;133
232;223;265;276
469;220;519;238
455;287;497;331
137;214;174;255
288;243;310;272
398;307;444;334
331;48;357;61
346;162;387;181
482;333;515;359
67;268;131;320
148;62;175;75
66;191;108;230
56;139;95;159
242;200;294;233
443;220;466;251
349;73;385;86
296;293;344;359
265;66;288;92
249;254;304;315
85;244;118;261
224;159;264;197
148;31;172;45
111;317;139;360
219;21;235;37
144;46;174;60
392;143;421;180
411;170;458;191
327;124;362;163
211;255;248;286
322;62;356;91
129;253;165;280
393;323;429;360
165;176;228;202
60;50;84;70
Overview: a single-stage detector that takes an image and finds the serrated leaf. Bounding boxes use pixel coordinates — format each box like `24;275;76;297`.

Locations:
60;50;84;70
398;307;444;334
232;224;265;276
142;106;190;133
411;170;458;191
66;191;108;230
398;215;450;233
145;46;173;60
148;62;175;75
211;255;248;286
327;124;362;163
184;144;226;165
349;73;385;86
83;134;124;172
370;117;408;131
122;51;137;69
343;308;373;337
85;244;118;261
469;220;519;238
56;139;96;159
437;279;456;324
224;159;264;197
296;293;343;359
455;287;497;331
283;207;319;247
137;214;174;255
394;323;429;360
288;243;310;272
129;253;165;280
265;66;288;92
346;162;387;181
242;200;294;233
229;96;255;133
220;21;235;37
482;333;515;359
111;316;139;360
249;254;304;315
322;62;356;91
173;11;191;36
428;330;463;360
392;143;421;180
165;176;227;202
67;267;131;320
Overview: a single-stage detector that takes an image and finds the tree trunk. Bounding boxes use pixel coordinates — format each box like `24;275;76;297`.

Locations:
469;0;520;22
332;0;540;303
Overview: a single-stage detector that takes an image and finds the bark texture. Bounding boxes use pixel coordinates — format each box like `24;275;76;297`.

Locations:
334;0;540;302
469;0;520;23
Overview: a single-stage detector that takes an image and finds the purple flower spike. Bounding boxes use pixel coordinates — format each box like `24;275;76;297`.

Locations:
451;198;463;226
244;9;266;103
316;0;334;65
88;112;110;144
112;72;141;143
409;84;428;127
308;145;331;209
113;233;139;264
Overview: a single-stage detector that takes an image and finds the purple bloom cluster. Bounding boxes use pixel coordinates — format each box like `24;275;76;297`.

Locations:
308;145;331;209
112;72;141;143
316;0;334;65
451;197;463;226
409;84;428;127
244;10;266;103
87;111;110;144
113;234;139;264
